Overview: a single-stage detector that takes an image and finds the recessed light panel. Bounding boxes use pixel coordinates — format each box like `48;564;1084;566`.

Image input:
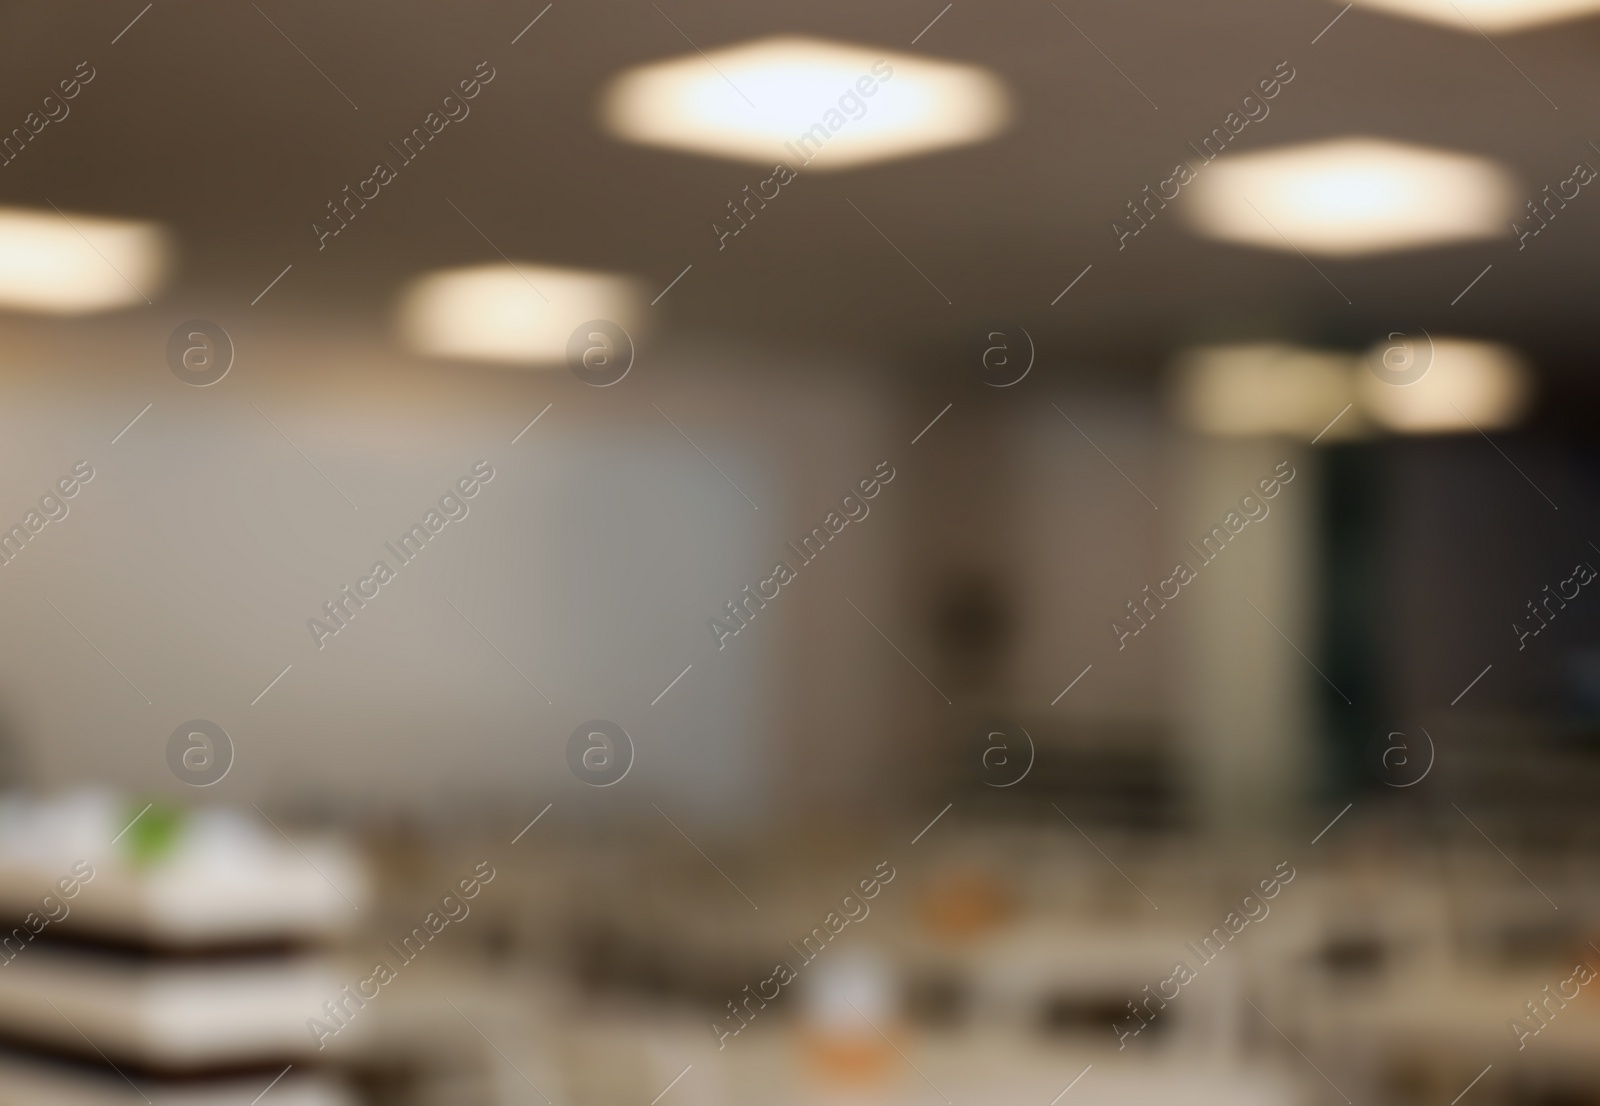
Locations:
399;263;644;366
1183;138;1516;257
1340;0;1600;32
1358;337;1531;433
1170;343;1359;439
0;206;168;315
600;35;1010;170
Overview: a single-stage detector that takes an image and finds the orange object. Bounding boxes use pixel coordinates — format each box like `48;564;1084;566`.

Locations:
799;1026;899;1084
917;869;1016;939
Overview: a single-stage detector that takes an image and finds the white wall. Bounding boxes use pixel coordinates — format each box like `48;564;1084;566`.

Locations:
0;318;896;828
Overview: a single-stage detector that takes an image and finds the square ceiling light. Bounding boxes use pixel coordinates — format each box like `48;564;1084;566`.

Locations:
399;263;644;366
1182;137;1517;257
600;35;1010;170
1357;337;1531;432
1338;0;1600;32
0;206;168;314
1169;343;1360;439
1172;337;1532;439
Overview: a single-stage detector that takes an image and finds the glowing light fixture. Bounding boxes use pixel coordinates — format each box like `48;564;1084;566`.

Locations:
600;35;1010;170
1338;0;1600;32
1183;138;1516;257
1171;343;1360;440
1357;337;1531;433
0;206;168;314
399;263;645;366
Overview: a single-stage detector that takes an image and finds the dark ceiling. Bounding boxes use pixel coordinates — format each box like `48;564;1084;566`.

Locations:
3;0;1599;375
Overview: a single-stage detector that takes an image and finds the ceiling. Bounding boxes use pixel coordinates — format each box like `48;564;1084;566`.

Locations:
3;0;1599;377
